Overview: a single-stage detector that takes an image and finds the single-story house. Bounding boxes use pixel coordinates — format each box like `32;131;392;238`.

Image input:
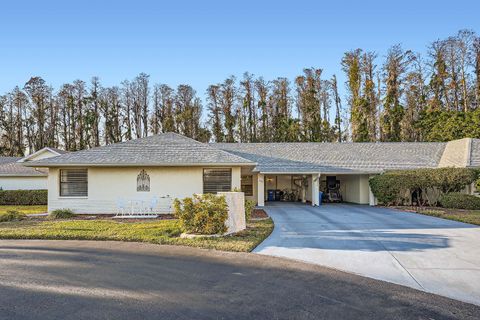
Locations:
0;147;66;190
23;133;480;214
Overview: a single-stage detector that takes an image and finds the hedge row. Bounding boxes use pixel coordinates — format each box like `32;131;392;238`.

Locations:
439;193;480;210
0;190;48;205
369;168;478;206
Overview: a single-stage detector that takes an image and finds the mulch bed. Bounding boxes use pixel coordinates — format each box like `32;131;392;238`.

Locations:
390;206;472;215
27;214;177;222
251;208;269;219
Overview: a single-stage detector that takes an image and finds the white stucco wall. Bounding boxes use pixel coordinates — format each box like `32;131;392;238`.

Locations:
47;166;242;214
231;167;241;191
246;173;258;202
218;191;246;234
438;138;471;167
0;176;47;190
305;176;312;202
338;175;370;204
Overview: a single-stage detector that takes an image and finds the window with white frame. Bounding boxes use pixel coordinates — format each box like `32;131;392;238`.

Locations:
60;169;88;197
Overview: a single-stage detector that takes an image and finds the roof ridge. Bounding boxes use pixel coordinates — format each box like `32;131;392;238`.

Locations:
129;132;255;163
212;141;447;145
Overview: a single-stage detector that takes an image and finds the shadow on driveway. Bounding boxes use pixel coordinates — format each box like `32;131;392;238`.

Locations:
255;203;480;306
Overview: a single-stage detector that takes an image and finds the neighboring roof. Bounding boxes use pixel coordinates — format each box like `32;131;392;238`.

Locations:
25;133;255;167
48;147;68;155
0;157;20;165
0;157;47;176
18;147;67;163
470;139;480;168
213;142;447;173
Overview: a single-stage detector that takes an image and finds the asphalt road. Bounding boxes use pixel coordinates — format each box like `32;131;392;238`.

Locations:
0;240;478;319
255;203;480;305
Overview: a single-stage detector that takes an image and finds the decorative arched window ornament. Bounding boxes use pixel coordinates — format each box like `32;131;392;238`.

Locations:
137;170;150;192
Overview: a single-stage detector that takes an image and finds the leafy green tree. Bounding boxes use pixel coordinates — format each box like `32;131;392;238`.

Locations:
219;77;237;142
295;68;323;141
271;77;292;141
206;84;224;142
342;49;369;141
380;45;413;141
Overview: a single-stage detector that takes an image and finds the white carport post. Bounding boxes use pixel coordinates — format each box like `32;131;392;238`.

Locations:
301;175;307;203
311;173;320;206
257;174;265;207
368;175;377;206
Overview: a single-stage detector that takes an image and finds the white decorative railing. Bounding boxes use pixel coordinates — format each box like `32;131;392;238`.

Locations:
114;195;174;218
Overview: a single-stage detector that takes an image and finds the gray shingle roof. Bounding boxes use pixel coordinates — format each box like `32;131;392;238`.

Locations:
0;157;20;165
48;147;68;155
26;133;254;167
0;157;47;176
470;139;480;168
213;142;447;173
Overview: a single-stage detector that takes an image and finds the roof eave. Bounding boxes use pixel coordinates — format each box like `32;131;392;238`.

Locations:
23;162;257;168
0;173;47;177
255;170;383;175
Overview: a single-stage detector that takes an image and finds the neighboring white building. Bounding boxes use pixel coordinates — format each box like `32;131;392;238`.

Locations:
23;133;480;214
0;147;66;190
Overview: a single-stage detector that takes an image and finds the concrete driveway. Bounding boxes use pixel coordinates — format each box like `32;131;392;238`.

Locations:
254;203;480;306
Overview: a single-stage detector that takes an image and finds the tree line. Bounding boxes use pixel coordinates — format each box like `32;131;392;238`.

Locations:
1;29;479;156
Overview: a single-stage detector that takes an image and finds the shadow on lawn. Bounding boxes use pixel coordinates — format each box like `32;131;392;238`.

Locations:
0;241;478;320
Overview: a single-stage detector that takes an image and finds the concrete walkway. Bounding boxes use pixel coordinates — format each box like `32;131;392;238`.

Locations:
254;203;480;306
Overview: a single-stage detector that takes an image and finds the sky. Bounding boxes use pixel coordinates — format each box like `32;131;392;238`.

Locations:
1;0;479;105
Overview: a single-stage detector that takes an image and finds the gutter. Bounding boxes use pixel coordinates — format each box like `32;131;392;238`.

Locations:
0;173;47;177
22;162;258;168
254;171;382;175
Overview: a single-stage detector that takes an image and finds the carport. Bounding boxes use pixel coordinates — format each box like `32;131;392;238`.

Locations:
321;174;372;204
215;138;478;208
242;171;377;207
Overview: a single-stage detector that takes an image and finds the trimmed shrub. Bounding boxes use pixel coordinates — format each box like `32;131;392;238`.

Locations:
245;199;256;221
173;194;228;235
0;190;47;205
49;209;74;219
439;193;480;210
369;168;478;206
0;210;26;222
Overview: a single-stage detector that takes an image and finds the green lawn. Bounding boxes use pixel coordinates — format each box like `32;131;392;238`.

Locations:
0;205;47;215
415;208;480;226
0;217;274;252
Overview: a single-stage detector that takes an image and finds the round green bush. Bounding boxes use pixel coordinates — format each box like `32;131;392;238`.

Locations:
439;193;480;210
245;199;256;221
173;194;228;235
49;209;74;219
0;210;26;222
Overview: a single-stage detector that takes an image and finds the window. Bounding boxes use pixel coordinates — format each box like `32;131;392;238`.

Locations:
241;175;253;196
203;168;232;194
137;169;150;192
60;169;88;197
